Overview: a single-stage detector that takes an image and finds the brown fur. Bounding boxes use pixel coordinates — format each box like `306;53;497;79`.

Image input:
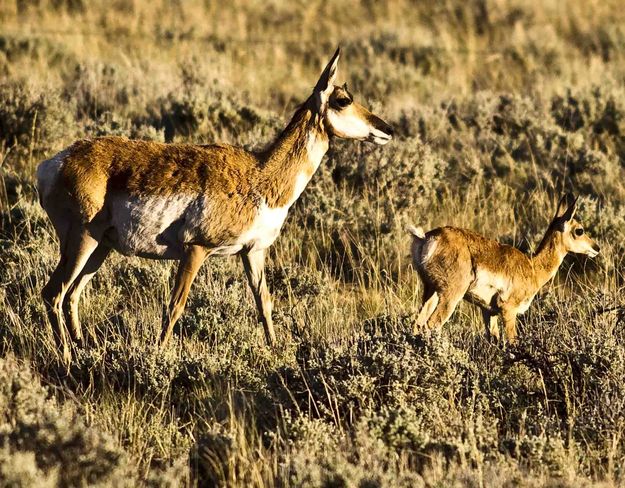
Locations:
409;196;600;343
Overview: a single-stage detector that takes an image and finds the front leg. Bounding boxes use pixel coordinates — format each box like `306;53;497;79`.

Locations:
159;245;208;348
501;307;519;345
241;249;276;345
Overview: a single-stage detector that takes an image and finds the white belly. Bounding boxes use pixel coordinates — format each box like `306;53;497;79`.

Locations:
468;269;511;307
107;193;197;258
106;192;290;258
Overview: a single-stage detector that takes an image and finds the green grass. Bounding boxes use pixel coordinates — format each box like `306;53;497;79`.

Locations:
1;0;625;486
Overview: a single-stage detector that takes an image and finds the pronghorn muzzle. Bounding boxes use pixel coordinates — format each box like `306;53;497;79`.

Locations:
366;114;394;145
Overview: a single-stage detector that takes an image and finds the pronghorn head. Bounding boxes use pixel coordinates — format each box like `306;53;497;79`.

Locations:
313;48;394;145
552;194;600;258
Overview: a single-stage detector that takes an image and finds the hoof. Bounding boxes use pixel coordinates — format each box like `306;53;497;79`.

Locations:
61;346;72;366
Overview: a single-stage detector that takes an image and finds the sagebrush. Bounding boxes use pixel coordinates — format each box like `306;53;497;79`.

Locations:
1;0;625;486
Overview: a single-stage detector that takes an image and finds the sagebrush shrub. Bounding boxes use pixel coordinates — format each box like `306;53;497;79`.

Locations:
0;356;132;486
0;82;74;159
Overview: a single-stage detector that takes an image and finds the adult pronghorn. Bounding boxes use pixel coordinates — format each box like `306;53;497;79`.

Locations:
37;48;393;362
407;195;599;344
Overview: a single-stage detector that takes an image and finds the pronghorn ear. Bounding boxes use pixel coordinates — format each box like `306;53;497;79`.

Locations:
555;194;578;221
313;47;340;112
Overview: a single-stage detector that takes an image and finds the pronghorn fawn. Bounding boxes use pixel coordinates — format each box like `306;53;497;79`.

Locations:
37;48;394;362
407;195;599;344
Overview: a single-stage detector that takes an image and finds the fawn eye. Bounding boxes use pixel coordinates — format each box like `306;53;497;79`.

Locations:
574;228;584;236
335;97;352;108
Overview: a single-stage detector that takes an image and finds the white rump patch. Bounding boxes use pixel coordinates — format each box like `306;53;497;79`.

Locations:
37;149;69;201
421;239;438;264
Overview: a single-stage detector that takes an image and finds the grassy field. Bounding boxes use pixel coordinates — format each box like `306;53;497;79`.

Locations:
1;0;625;486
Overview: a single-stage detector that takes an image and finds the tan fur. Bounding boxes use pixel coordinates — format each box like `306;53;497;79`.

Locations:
36;48;394;361
408;195;600;343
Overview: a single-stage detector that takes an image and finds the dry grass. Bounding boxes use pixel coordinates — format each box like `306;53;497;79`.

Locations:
1;0;625;486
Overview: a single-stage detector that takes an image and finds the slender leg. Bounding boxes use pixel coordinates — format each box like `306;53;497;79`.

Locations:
415;284;439;333
481;309;500;343
501;308;518;345
159;245;208;348
240;249;275;345
62;244;111;346
42;226;100;363
426;289;465;329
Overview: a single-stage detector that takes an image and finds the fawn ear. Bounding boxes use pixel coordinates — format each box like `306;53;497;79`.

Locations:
555;194;578;221
313;47;340;112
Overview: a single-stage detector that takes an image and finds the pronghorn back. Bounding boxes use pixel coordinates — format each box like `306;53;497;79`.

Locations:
412;227;529;271
38;136;258;221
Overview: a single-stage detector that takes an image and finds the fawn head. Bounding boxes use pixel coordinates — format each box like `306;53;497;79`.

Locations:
552;194;600;258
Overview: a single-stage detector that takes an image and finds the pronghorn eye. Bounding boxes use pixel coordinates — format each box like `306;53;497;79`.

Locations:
335;97;352;108
574;228;584;236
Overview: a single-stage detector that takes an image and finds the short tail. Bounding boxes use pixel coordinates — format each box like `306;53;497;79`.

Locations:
406;224;425;239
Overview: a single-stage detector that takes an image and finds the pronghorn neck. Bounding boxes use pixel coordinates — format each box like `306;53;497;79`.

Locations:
530;228;567;288
258;98;329;208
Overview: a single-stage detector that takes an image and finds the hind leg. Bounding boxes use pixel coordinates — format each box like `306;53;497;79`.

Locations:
415;283;439;333
42;224;100;363
426;286;466;329
63;243;111;346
